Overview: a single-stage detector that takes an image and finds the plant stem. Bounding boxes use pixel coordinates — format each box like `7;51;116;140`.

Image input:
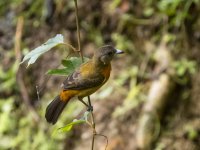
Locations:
61;43;77;52
73;1;96;149
88;96;96;150
74;0;84;62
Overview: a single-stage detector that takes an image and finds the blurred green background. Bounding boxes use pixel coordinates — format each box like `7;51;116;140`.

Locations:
0;0;200;150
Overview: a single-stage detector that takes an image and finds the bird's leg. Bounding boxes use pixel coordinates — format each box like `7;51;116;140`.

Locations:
78;98;89;107
78;97;93;111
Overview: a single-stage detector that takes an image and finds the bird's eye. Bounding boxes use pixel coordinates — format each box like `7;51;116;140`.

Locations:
108;52;113;55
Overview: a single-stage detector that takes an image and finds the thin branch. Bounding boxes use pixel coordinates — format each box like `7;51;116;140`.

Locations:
94;133;108;150
61;43;78;52
17;70;40;122
74;0;84;62
73;1;97;150
15;16;23;60
36;85;40;101
88;96;96;150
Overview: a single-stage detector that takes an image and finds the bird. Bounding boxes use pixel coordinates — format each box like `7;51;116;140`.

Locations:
45;45;124;124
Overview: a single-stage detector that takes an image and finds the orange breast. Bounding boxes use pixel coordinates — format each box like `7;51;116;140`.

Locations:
76;64;111;98
101;64;111;82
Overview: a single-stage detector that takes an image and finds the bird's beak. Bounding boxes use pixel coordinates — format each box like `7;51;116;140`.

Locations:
115;49;124;54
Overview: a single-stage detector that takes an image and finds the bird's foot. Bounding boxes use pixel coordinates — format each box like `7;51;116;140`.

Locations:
87;105;93;112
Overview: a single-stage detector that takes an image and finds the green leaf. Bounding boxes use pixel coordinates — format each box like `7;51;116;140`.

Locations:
56;111;91;133
143;8;154;17
57;119;86;133
61;59;74;69
20;34;64;67
177;66;186;76
62;57;89;68
47;57;89;76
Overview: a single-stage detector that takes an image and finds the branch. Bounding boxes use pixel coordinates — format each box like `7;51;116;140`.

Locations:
74;0;84;62
88;96;96;150
95;133;108;150
61;43;77;52
73;1;98;149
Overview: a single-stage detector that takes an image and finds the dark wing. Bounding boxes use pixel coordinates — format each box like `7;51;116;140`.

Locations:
62;70;105;90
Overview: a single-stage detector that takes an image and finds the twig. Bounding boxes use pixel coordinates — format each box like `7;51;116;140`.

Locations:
88;96;96;150
17;71;40;122
15;17;40;122
36;85;40;101
94;133;108;150
73;1;98;149
61;43;78;52
74;0;84;62
15;17;23;60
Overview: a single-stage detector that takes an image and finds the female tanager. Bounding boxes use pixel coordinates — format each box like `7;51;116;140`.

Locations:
45;45;124;124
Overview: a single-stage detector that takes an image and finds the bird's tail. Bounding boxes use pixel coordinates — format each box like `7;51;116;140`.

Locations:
45;95;69;124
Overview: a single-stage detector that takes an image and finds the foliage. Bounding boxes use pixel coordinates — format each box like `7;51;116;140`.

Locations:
112;33;135;53
173;59;197;77
21;34;64;67
172;59;197;84
19;32;93;138
112;67;145;117
20;34;88;76
1;0;200;149
47;57;89;76
0;60;18;92
57;111;90;133
157;0;198;27
0;51;64;149
0;99;63;150
184;125;199;140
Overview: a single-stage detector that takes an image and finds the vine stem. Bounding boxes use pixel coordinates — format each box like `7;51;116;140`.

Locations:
74;0;84;62
88;96;96;150
73;0;96;149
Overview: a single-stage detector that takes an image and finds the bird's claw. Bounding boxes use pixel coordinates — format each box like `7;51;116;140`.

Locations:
87;105;93;112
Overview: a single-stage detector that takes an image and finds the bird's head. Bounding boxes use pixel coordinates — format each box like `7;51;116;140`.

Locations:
94;45;124;65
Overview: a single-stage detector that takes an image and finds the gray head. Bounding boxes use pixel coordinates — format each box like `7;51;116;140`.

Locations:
94;45;124;65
